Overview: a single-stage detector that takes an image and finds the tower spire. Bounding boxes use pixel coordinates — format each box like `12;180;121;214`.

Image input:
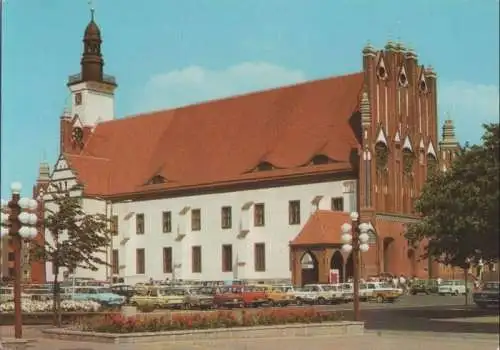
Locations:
88;0;95;21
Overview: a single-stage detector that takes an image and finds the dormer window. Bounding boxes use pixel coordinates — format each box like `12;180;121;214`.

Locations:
310;154;331;165
147;175;166;185
254;162;274;171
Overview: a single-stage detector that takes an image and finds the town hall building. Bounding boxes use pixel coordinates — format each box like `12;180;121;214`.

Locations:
27;11;461;285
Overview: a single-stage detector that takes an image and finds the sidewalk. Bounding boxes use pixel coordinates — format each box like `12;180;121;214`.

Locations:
5;330;497;350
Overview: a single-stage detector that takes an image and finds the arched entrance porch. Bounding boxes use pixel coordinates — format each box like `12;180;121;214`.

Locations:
300;251;319;285
383;237;396;274
330;250;344;283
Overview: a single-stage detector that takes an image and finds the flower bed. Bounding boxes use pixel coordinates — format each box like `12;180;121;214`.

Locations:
79;307;343;333
0;300;101;313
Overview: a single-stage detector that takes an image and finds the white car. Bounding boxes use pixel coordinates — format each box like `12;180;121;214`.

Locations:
304;284;344;304
292;286;319;305
333;283;354;301
438;280;470;296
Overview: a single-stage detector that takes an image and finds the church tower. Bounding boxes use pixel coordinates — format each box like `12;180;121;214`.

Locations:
439;119;460;172
66;8;117;127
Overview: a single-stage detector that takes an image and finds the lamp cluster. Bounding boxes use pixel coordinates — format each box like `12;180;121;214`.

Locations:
340;211;370;254
0;182;39;239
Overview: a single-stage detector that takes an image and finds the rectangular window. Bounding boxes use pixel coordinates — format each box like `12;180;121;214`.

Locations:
221;206;232;229
288;200;301;225
254;203;265;227
75;92;82;105
136;248;145;274
192;246;202;273
222;244;233;272
331;197;344;211
110;215;119;236
8;252;14;262
112;249;119;275
191;209;201;231
136;214;145;234
163;247;173;273
254;243;266;272
162;211;172;233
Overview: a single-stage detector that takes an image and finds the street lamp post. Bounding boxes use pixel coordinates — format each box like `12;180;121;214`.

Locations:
1;182;40;339
340;211;371;322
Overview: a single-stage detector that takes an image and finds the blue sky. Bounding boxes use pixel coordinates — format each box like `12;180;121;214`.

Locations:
1;0;499;198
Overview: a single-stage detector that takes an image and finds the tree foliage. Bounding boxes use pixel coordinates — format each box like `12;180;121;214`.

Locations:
406;123;499;267
31;187;110;326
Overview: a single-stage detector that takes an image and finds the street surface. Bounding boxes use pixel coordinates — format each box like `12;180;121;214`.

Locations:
0;295;498;350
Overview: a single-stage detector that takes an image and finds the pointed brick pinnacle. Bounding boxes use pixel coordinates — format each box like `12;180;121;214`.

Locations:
361;92;371;126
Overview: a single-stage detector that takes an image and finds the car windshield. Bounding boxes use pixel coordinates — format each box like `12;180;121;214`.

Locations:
321;285;334;291
483;282;499;290
441;281;455;285
97;288;112;293
379;283;392;288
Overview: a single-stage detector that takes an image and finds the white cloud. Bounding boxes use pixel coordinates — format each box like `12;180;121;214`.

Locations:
136;62;307;112
438;80;499;144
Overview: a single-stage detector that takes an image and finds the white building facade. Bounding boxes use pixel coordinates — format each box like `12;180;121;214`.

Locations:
45;157;356;284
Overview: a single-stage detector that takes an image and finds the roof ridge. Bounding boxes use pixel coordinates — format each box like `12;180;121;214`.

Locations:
95;71;364;126
66;154;110;161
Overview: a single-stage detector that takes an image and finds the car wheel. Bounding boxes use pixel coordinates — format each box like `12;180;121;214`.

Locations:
317;297;325;305
453;290;459;296
295;298;303;306
376;295;384;303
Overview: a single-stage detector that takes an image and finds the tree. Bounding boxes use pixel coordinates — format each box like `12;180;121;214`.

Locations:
31;188;110;327
406;123;499;268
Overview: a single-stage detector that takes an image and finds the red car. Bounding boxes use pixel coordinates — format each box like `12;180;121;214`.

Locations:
212;285;268;308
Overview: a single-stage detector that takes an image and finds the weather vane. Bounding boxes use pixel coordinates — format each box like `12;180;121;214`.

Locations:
396;20;402;43
88;0;95;20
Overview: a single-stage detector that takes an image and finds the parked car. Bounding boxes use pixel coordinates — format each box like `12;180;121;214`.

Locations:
130;287;184;309
71;286;125;306
473;281;499;308
365;282;401;303
235;285;268;307
0;287;31;304
181;287;215;309
24;286;52;301
334;283;354;302
303;284;344;304
212;286;245;308
438;280;472;296
110;284;136;304
291;286;319;305
257;284;294;306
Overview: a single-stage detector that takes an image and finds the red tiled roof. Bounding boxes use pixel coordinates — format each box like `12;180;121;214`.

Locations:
67;72;365;196
291;210;351;246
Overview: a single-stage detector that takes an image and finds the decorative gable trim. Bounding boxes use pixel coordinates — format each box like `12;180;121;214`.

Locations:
427;141;437;158
419;137;425;150
402;135;413;152
375;127;388;145
394;129;401;143
72;115;83;128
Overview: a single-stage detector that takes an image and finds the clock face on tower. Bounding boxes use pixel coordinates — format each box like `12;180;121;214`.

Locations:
72;127;83;143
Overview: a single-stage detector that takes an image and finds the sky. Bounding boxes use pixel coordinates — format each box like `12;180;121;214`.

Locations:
1;0;499;199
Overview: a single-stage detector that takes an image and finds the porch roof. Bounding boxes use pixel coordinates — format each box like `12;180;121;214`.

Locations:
290;210;350;246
